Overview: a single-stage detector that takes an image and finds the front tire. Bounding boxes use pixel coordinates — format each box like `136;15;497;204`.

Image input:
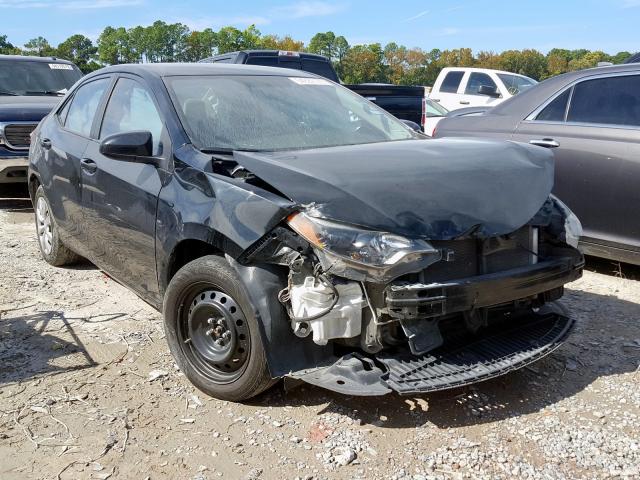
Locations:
34;185;80;266
163;255;275;401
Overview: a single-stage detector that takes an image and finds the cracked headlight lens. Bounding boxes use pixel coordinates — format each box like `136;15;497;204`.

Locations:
287;212;442;282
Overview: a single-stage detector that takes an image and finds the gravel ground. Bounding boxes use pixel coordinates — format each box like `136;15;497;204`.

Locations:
1;193;639;480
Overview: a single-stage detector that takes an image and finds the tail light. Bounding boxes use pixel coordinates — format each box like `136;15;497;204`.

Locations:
421;97;426;131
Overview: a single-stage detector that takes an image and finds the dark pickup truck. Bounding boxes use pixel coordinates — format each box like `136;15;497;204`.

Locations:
200;50;427;130
0;55;82;185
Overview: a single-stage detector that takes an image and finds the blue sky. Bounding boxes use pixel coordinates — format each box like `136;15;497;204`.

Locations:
0;0;637;54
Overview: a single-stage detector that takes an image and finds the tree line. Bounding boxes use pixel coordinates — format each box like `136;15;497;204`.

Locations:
0;22;634;85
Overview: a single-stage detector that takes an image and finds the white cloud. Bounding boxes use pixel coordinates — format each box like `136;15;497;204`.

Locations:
275;1;346;18
0;0;143;8
175;15;271;31
404;9;429;22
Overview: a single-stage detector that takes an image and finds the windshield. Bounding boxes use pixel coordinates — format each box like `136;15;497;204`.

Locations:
425;98;448;117
497;73;537;95
0;60;82;96
165;75;413;151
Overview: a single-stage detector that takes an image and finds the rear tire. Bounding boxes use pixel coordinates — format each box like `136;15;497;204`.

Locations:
34;185;80;267
163;255;275;401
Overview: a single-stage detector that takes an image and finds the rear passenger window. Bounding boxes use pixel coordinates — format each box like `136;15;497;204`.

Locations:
64;78;110;137
440;71;464;93
567;75;640;127
536;89;571;122
465;72;497;95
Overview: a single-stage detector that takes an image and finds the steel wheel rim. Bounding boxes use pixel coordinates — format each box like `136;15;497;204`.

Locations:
36;196;53;255
178;284;251;384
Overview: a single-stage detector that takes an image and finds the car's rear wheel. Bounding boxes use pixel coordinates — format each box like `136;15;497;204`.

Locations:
163;255;275;401
34;186;80;266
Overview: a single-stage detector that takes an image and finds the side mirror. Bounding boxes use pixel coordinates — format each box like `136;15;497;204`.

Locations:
400;119;423;133
478;85;500;97
99;130;153;159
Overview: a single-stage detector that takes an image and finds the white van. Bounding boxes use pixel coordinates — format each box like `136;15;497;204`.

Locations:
428;67;537;111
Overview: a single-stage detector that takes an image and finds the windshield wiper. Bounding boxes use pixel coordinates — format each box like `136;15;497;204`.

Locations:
200;147;264;155
0;89;19;96
24;90;65;96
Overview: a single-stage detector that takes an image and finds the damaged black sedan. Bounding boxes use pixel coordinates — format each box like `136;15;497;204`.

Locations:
28;64;584;400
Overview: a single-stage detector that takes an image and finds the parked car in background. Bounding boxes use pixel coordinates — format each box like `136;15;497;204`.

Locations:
422;97;449;136
434;63;640;265
0;55;82;185
29;63;583;401
200;50;429;131
429;67;537;111
624;52;640;63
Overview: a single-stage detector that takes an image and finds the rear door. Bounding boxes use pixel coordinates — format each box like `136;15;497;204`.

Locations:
80;74;168;302
39;76;112;256
512;72;640;252
430;70;465;111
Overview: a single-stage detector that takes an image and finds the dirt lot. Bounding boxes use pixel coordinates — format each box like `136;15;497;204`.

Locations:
1;192;639;480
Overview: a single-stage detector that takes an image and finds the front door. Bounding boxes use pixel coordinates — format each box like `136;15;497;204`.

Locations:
81;75;167;303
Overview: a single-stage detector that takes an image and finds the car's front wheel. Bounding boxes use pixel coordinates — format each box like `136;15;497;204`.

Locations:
163;255;275;401
34;186;80;266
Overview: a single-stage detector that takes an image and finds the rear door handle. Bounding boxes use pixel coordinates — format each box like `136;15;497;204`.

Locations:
80;157;98;174
431;98;440;102
40;138;52;150
529;138;560;148
459;100;470;105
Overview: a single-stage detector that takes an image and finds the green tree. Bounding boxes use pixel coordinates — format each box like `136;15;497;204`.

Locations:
24;36;55;56
568;50;609;71
97;26;134;64
56;34;98;72
611;51;632;64
182;28;217;61
0;34;19;54
498;49;546;80
340;43;387;84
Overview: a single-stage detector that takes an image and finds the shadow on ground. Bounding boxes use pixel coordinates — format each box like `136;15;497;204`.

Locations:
0;310;128;387
251;288;640;430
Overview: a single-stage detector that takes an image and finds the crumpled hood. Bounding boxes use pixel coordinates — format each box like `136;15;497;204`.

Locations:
0;96;60;122
234;138;554;240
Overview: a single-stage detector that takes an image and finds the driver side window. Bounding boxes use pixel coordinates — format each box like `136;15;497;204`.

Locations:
465;73;498;95
100;77;164;156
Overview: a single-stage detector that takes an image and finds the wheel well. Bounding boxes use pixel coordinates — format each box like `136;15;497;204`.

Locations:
28;174;40;202
166;239;223;287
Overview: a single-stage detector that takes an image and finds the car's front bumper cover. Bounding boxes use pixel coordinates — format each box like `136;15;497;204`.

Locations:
290;302;574;395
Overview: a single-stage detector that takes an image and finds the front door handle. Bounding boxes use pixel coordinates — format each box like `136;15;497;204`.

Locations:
529;138;560;148
459;100;470;105
40;138;52;150
80;157;98;174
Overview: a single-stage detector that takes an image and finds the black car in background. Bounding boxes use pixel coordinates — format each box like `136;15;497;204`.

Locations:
29;63;583;401
435;63;640;265
0;55;82;185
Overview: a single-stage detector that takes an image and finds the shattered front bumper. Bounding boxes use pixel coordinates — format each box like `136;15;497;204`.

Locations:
291;302;573;395
288;255;583;396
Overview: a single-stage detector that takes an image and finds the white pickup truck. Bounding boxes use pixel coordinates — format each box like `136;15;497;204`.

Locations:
428;67;537;111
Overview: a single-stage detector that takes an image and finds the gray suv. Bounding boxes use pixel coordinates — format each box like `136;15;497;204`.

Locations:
434;64;640;265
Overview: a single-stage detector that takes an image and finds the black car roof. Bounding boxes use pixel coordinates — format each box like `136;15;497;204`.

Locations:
492;63;640;116
85;62;319;80
0;54;76;65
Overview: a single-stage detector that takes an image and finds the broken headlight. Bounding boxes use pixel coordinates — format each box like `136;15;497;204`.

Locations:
287;212;442;282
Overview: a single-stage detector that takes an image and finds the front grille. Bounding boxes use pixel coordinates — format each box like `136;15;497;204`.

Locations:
3;124;37;149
